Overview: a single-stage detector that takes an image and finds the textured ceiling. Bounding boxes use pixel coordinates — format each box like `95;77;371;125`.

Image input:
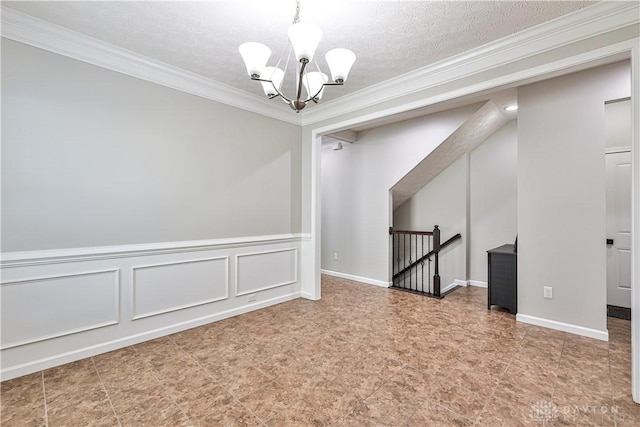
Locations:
3;1;596;103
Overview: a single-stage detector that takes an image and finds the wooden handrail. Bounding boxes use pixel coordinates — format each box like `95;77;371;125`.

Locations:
389;227;433;236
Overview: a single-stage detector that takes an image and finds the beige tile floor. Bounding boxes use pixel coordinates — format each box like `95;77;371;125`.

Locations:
1;275;639;426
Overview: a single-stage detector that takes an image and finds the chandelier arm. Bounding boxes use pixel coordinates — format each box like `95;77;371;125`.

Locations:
293;58;309;109
251;69;344;109
301;80;344;104
250;76;295;104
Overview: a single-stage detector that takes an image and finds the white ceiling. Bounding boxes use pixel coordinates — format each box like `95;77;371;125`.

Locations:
3;1;596;104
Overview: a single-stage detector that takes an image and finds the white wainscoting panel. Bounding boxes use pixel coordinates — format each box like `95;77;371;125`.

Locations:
1;269;119;349
132;257;229;320
236;248;297;296
1;235;303;380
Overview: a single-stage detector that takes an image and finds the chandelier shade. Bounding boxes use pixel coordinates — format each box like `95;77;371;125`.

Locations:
325;48;356;83
287;22;323;62
238;42;271;78
238;0;355;112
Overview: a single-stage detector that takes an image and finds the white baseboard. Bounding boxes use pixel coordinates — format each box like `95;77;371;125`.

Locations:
1;292;300;381
448;279;488;288
440;280;468;294
468;280;488;288
441;281;460;294
300;291;320;301
321;269;391;288
516;313;609;342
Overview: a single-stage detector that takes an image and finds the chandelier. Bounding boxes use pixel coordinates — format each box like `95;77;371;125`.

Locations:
238;0;356;113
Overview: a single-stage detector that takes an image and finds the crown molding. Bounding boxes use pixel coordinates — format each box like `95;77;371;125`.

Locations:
0;7;301;126
1;2;637;127
301;1;640;126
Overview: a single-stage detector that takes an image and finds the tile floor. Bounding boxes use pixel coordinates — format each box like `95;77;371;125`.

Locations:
1;275;639;426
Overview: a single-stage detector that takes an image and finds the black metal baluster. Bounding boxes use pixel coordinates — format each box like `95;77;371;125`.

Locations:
392;232;395;286
421;235;424;293
428;235;432;294
411;235;414;290
403;233;406;289
412;234;416;291
409;234;413;290
396;234;400;286
409;233;411;289
397;233;400;284
408;233;411;289
408;234;411;290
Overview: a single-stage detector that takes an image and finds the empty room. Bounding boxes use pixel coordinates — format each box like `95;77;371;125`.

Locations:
2;1;640;426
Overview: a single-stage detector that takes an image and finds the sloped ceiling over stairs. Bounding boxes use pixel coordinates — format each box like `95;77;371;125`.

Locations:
391;99;513;209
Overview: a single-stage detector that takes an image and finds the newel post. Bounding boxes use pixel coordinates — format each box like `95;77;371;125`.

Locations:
433;225;441;297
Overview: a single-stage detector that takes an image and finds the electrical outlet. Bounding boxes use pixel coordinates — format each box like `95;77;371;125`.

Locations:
543;286;553;299
248;293;257;302
333;252;338;261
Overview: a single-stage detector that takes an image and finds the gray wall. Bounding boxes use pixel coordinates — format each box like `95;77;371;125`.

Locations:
517;61;630;332
1;39;302;251
320;104;480;282
394;154;468;288
469;120;518;282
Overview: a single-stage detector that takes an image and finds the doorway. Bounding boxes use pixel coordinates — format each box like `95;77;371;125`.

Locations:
308;44;639;404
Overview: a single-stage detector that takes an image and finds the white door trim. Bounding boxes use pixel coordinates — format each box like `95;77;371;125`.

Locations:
630;38;639;404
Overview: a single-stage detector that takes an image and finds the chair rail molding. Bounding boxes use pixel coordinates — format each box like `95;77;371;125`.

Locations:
0;233;305;268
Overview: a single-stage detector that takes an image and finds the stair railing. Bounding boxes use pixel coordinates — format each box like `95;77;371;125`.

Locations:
389;225;461;298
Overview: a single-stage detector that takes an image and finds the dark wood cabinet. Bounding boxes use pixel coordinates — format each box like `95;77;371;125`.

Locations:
487;244;517;314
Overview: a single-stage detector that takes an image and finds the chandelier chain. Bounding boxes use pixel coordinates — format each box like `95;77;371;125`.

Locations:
293;0;301;24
